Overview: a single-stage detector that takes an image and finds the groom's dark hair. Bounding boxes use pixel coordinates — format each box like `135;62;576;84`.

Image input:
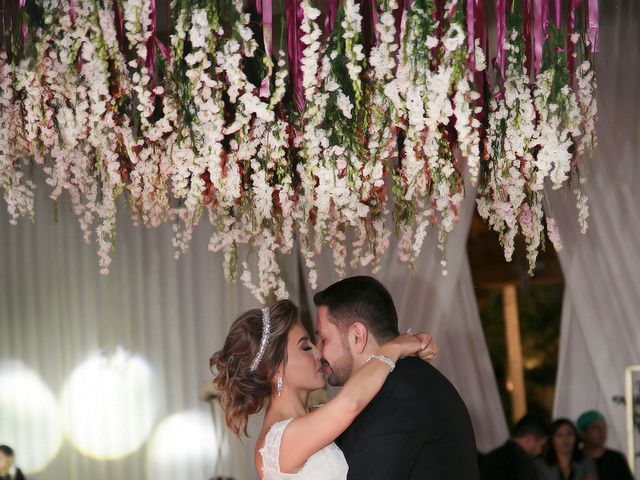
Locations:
313;276;399;343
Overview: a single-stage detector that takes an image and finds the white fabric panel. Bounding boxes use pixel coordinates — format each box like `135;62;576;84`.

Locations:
552;0;640;456
0;172;296;479
301;172;509;453
554;298;615;423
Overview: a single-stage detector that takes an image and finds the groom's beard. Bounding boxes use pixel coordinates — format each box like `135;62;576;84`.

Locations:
326;336;354;386
326;356;353;386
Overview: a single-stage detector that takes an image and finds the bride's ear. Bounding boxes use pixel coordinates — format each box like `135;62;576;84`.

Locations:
349;322;369;355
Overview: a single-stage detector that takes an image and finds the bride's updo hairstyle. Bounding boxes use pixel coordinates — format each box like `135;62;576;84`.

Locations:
210;299;299;436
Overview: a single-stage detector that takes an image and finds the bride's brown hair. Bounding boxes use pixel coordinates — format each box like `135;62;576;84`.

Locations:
209;299;299;436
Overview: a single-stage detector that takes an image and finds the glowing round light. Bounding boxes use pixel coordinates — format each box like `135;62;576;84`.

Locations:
60;348;158;460
146;410;218;480
0;360;64;473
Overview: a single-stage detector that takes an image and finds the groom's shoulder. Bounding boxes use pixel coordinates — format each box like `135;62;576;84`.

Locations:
389;357;461;399
393;357;447;383
383;358;472;429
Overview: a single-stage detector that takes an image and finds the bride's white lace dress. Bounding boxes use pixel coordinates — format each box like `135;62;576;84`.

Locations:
259;418;348;480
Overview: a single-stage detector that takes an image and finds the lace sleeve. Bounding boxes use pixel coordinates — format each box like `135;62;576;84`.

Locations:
259;418;296;479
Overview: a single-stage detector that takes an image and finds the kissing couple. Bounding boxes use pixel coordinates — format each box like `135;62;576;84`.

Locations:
210;276;480;479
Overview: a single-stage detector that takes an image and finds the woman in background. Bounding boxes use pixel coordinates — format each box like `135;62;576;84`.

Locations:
536;419;598;480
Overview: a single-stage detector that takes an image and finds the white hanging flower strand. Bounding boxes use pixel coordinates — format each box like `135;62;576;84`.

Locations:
250;307;271;372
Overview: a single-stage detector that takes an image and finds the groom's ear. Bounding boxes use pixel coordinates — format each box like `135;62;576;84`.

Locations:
349;322;369;355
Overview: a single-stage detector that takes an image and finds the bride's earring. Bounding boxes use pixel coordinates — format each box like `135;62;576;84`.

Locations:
277;376;283;397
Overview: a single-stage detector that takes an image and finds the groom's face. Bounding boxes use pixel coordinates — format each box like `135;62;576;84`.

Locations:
315;306;353;386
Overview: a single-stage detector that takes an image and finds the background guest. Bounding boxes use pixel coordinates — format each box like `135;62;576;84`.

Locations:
480;413;550;480
0;445;26;480
536;418;597;480
577;410;633;480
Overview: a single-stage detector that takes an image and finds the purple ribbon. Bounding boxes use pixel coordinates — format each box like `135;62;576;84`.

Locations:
466;0;485;75
467;0;475;73
553;0;560;27
113;0;125;53
257;0;273;97
567;0;581;81
479;0;487;95
477;0;485;48
587;0;599;52
448;0;457;18
523;0;532;73
324;0;339;37
361;0;376;55
13;0;27;43
435;0;444;25
394;0;406;47
145;0;170;75
465;0;486;89
496;0;506;77
286;0;304;110
370;0;379;43
2;0;6;37
533;0;548;75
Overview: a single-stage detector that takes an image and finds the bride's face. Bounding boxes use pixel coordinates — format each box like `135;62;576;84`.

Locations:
282;322;326;392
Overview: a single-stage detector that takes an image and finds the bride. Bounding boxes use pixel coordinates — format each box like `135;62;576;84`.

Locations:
210;299;436;480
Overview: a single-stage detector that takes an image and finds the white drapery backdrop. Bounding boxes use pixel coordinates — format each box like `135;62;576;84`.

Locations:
0;172;302;480
301;172;509;453
552;0;640;458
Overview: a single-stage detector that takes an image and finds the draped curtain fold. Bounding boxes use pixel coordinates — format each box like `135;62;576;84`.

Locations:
552;0;640;456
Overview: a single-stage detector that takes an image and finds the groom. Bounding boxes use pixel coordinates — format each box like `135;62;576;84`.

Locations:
314;275;480;479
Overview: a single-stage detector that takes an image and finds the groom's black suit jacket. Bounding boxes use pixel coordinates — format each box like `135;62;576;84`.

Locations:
337;357;479;480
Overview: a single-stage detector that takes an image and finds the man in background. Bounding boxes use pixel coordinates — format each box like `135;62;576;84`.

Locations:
480;414;550;480
578;410;634;480
0;446;25;480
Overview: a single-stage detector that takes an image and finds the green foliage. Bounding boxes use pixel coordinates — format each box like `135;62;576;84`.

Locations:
542;24;574;131
323;3;368;167
402;0;435;82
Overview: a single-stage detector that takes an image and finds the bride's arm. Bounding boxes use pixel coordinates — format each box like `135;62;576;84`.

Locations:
277;334;424;473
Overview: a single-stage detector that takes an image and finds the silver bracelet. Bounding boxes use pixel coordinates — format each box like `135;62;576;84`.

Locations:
367;354;395;372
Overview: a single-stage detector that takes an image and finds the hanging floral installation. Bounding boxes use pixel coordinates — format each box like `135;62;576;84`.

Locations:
0;0;599;300
476;0;597;274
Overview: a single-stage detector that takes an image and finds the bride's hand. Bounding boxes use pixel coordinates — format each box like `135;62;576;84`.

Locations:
411;330;438;362
379;333;425;360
